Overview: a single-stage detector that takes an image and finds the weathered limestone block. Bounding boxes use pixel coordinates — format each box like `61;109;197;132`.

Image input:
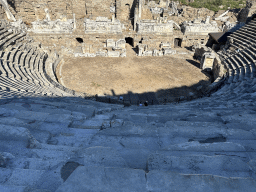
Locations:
107;51;120;57
153;49;158;56
0;152;14;168
88;53;96;57
200;52;216;70
110;119;124;127
181;17;220;35
150;7;164;14
138;46;143;56
158;50;163;56
96;51;106;57
0;125;41;148
160;42;171;49
29;19;75;34
163;48;176;55
147;170;256;191
137;20;174;34
106;39;115;47
79;146;128;168
56;166;147;192
223;21;245;33
44;8;51;21
147;153;252;178
116;39;126;49
110;5;115;13
84;17;122;34
74;46;83;54
143;50;153;56
120;49;126;57
137;44;147;56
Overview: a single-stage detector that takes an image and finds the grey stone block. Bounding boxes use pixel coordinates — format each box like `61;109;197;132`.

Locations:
0;185;26;192
56;166;147;192
147;170;256;192
3;168;45;186
147;154;253;178
0;124;40;148
78;146;128;168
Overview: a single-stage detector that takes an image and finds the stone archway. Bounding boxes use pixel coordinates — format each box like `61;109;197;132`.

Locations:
125;37;134;47
174;38;182;47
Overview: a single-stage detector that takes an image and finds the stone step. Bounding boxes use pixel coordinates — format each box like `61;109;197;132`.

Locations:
158;141;252;159
55;166;256;192
0;140;78;161
147;154;254;178
54;128;99;147
0;75;50;95
0;185;26;192
3;33;26;49
9;157;66;170
0;166;63;191
0;124;39;149
76;146;129;168
0;101;88;118
0;167;45;186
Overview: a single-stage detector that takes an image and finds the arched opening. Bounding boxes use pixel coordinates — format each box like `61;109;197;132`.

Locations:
125;37;134;47
76;37;84;43
251;14;256;21
174;38;182;47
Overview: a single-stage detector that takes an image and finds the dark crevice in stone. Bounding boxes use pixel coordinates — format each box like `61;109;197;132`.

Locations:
189;135;227;143
61;161;80;182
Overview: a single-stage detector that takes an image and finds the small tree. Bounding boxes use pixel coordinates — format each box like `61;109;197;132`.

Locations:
214;0;223;6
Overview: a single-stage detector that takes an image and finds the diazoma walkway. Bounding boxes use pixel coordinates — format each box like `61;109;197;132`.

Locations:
0;19;256;191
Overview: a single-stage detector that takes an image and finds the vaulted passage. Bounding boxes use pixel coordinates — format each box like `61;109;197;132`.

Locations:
125;37;134;47
174;38;182;47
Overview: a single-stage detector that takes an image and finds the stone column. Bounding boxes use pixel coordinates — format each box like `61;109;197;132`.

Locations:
138;0;142;19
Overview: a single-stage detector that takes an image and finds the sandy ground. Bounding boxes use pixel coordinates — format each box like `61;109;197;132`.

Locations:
57;45;211;103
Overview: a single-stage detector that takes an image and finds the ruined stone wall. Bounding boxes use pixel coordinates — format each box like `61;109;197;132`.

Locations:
182;35;209;47
30;33;123;54
8;0;87;23
134;34;174;48
116;0;136;21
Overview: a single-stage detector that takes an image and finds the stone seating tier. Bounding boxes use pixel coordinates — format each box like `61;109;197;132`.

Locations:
234;55;252;80
1;95;256;191
231;33;255;47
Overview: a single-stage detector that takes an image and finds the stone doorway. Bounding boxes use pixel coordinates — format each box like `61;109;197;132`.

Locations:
251;14;256;21
125;37;134;47
174;38;182;47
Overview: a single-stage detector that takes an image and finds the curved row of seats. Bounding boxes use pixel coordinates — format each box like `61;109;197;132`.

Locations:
0;22;90;99
213;18;256;99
